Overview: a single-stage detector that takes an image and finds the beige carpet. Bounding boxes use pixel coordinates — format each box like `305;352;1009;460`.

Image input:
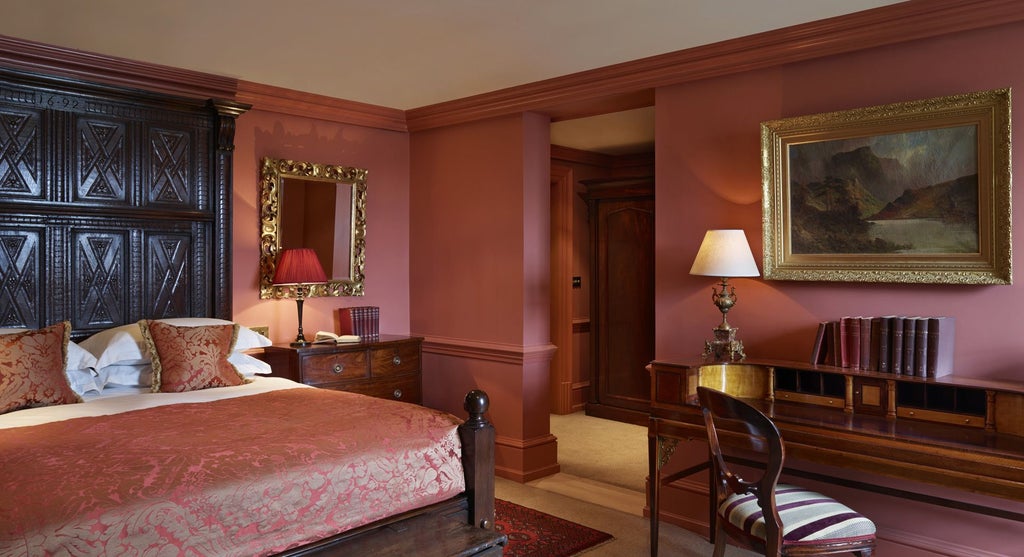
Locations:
549;411;648;493
495;411;757;556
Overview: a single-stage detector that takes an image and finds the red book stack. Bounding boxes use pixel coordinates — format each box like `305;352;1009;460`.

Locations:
335;306;380;340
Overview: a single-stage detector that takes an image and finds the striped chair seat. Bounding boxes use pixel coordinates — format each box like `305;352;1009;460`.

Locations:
720;484;876;546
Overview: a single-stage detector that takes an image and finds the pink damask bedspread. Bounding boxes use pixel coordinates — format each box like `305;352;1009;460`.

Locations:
0;388;466;556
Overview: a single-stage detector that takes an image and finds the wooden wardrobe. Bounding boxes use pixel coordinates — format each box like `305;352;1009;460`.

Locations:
582;176;654;425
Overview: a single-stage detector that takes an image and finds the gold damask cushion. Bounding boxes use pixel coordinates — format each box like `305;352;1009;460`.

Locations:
0;322;82;415
138;320;248;393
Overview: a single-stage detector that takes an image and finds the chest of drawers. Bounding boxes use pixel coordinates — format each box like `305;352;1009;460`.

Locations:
259;335;423;404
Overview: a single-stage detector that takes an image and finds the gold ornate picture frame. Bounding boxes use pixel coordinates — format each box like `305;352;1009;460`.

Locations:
762;88;1011;284
258;157;368;299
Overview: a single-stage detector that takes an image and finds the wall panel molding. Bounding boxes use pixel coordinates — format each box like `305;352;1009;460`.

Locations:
423;335;557;365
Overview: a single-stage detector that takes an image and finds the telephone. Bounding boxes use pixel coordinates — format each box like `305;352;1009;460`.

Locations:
314;331;361;343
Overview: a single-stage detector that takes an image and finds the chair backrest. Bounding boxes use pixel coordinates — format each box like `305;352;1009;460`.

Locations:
697;386;786;548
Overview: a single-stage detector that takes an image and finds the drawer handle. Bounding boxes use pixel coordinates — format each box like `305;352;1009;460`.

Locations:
332;363;344;374
392;355;402;366
393;388;403;399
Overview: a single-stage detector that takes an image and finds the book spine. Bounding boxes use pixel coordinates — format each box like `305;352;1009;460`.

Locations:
868;317;881;371
347;306;380;339
810;322;828;365
830;320;842;367
890;316;904;375
914;319;929;377
877;317;891;373
860;317;872;371
352;307;364;337
847;317;861;370
926;317;956;377
902;317;917;376
358;307;372;338
368;306;380;338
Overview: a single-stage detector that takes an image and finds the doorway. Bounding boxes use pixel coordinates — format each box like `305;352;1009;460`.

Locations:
547;107;655;418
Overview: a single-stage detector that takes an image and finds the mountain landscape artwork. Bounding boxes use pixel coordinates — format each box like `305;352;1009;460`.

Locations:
788;125;978;255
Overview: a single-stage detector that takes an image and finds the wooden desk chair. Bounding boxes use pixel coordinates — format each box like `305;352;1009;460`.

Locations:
697;386;876;557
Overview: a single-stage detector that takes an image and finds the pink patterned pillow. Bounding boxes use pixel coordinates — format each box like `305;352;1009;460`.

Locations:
0;321;82;415
138;320;247;393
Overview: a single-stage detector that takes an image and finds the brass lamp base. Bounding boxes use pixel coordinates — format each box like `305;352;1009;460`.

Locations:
702;325;746;362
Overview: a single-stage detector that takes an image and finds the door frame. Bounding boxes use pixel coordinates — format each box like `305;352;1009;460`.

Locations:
549;164;575;414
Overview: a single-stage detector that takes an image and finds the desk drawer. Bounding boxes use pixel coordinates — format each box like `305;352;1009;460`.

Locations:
371;343;420;377
301;351;368;385
897;407;985;428
775;390;845;409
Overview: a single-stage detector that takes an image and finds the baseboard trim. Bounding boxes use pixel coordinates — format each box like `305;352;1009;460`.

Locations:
875;527;1010;557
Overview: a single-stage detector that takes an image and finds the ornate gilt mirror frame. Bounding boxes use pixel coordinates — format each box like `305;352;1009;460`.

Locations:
259;157;367;299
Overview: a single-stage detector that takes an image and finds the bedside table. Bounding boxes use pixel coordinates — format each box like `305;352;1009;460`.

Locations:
258;335;423;404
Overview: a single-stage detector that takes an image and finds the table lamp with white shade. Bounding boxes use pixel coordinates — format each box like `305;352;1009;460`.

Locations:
689;229;760;361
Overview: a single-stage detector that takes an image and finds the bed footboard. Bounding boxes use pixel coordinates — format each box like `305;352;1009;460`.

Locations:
458;389;496;530
276;390;502;556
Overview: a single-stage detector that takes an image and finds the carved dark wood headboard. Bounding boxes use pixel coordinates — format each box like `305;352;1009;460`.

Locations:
0;67;248;339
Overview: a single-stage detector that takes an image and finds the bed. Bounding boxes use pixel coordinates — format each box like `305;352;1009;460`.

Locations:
0;67;501;556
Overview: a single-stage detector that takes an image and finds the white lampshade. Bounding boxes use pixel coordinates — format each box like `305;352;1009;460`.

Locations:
689;230;760;278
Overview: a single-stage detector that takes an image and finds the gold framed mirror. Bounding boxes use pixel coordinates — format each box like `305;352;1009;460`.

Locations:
259;157;367;299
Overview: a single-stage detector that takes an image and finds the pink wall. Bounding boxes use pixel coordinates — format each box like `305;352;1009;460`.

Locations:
655;21;1024;553
230;109;411;344
409;113;559;481
656;21;1024;381
409;116;530;344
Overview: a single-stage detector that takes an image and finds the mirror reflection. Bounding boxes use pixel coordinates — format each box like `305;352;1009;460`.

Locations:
259;157;367;299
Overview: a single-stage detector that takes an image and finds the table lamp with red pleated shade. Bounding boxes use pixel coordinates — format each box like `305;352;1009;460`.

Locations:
273;248;327;346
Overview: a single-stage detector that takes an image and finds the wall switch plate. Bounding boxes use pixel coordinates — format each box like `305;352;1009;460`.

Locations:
249;325;270;337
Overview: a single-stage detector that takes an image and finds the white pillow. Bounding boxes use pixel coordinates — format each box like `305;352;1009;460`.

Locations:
66;368;103;395
228;351;272;377
98;349;272;388
81;318;272;369
99;363;153;388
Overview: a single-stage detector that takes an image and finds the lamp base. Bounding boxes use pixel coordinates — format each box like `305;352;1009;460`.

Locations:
702;325;746;362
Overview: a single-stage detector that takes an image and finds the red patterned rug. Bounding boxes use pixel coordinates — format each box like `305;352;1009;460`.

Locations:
495;498;614;557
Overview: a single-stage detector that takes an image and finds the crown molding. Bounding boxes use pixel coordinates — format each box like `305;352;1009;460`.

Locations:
0;34;237;100
0;34;409;130
236;81;407;131
406;0;1024;131
3;0;1022;134
551;145;614;167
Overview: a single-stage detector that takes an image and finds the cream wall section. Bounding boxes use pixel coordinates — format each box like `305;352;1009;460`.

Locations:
410;113;559;482
654;21;1024;555
231;109;413;344
655;21;1024;379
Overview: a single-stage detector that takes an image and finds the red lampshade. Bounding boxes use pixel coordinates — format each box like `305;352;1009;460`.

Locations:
273;248;327;285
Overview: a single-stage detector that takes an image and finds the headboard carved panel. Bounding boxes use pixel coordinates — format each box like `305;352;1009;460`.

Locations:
0;67;248;338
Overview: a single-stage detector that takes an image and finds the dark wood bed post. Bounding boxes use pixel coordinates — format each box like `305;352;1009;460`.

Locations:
208;98;251;321
458;390;496;530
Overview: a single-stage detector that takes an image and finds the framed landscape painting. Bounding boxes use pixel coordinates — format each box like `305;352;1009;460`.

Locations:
761;88;1011;284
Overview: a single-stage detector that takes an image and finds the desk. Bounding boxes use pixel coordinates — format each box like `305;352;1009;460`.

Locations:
647;359;1024;556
